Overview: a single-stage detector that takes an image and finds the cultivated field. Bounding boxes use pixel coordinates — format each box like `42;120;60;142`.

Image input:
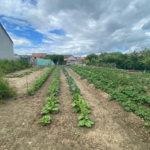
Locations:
0;66;150;150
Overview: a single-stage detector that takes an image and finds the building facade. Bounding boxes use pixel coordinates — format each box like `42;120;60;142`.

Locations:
0;23;14;59
65;55;85;65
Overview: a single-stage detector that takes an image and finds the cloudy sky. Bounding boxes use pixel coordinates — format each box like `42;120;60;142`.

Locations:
0;0;150;56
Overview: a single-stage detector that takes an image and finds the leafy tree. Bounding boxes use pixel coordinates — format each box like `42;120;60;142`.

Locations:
130;52;139;70
142;57;150;72
85;53;98;61
91;58;96;65
44;55;64;65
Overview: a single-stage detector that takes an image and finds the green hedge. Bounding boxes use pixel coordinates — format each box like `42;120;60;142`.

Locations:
0;59;32;74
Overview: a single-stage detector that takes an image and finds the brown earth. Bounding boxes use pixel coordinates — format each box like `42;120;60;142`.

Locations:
0;67;150;150
6;67;50;96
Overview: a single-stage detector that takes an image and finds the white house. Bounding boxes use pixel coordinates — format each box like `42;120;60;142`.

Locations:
64;55;85;65
0;23;14;59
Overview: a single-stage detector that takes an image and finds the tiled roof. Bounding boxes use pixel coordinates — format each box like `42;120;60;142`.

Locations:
63;55;73;59
74;57;85;60
32;53;47;57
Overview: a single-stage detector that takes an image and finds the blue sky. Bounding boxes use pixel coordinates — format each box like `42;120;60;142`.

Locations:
0;15;66;54
0;0;150;56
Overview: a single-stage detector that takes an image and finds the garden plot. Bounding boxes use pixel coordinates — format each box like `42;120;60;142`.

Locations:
7;67;50;96
67;67;150;150
0;67;150;150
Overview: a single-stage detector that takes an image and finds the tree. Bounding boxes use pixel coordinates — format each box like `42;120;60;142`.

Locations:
130;52;139;70
44;55;64;65
85;59;90;65
91;58;96;65
85;53;98;61
142;57;150;73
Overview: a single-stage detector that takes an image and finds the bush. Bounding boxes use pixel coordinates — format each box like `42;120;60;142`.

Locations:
0;59;32;74
0;72;16;103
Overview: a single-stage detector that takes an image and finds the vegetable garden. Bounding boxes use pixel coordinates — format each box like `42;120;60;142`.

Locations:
1;65;150;150
70;66;150;132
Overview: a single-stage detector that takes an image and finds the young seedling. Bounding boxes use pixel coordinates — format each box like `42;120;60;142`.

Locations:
75;132;80;137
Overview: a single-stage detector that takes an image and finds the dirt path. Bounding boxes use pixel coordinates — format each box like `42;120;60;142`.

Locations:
7;67;50;96
0;68;55;150
66;67;150;150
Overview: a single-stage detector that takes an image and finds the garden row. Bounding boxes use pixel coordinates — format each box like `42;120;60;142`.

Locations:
70;66;150;131
27;66;54;95
40;67;60;125
6;66;45;78
62;67;94;127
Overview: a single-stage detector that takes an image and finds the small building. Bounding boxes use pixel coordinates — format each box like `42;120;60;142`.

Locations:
0;23;14;59
64;55;85;65
74;57;85;64
64;55;73;61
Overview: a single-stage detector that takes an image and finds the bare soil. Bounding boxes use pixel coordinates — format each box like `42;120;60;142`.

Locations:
6;67;50;96
0;67;150;150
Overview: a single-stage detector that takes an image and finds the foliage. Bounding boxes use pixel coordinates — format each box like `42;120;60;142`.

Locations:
27;67;54;95
44;55;64;65
85;53;98;61
40;67;60;125
0;72;16;103
62;67;94;127
0;59;31;74
78;107;94;127
62;67;81;95
39;114;51;125
70;66;150;131
85;48;150;70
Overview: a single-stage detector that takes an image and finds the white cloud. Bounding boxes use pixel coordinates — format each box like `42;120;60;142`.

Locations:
2;17;28;26
8;32;32;47
0;0;150;55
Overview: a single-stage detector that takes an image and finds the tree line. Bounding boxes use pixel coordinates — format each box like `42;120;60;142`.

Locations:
84;47;150;70
42;55;65;65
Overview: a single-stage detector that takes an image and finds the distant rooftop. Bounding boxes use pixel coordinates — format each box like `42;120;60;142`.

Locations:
32;53;47;57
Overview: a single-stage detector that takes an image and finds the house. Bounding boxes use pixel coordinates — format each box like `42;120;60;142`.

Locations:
74;57;85;64
64;55;73;61
64;55;85;65
0;23;14;59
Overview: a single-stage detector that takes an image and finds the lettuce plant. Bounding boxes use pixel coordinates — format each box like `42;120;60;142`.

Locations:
39;114;51;125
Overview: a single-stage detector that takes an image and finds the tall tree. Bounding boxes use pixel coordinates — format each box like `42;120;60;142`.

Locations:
85;53;98;61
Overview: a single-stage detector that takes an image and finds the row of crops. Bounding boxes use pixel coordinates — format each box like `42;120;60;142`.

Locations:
6;66;45;78
27;66;54;95
26;65;94;127
40;67;60;125
70;66;150;131
62;67;94;127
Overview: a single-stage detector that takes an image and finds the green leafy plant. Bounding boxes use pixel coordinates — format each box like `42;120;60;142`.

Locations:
27;66;54;95
27;88;34;95
75;132;80;137
78;106;94;127
40;67;60;126
41;101;59;114
39;114;51;125
62;67;94;127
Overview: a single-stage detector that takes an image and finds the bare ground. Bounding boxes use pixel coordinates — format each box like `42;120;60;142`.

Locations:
6;67;50;96
0;67;150;150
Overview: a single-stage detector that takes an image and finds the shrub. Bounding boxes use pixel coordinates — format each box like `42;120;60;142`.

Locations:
0;72;16;103
0;59;32;74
